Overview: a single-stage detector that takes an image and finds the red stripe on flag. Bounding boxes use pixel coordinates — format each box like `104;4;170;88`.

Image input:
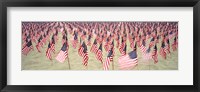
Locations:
160;48;166;59
78;46;84;57
96;50;103;63
90;44;98;53
82;53;89;66
22;46;33;55
103;57;112;70
118;55;138;70
46;48;52;60
56;50;68;63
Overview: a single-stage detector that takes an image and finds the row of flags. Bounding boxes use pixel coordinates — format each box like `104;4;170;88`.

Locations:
22;22;178;70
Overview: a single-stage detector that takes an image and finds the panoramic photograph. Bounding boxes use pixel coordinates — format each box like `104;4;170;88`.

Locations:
22;22;178;70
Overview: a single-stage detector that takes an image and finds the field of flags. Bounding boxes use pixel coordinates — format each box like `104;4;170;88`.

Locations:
22;22;178;70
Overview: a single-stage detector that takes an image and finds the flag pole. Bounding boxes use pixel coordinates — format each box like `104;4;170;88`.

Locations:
51;60;53;66
67;57;71;70
149;60;150;70
112;60;114;70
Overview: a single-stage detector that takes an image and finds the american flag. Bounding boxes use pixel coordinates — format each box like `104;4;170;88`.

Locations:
36;35;43;52
116;34;120;48
90;39;98;53
56;42;68;63
160;41;166;59
172;37;177;51
42;34;47;45
104;38;109;52
139;39;147;57
96;43;103;63
165;39;170;54
78;42;89;66
156;35;160;43
55;29;59;41
51;37;55;53
121;44;127;56
137;35;141;46
111;40;115;56
130;37;135;49
22;41;27;48
83;51;89;66
71;32;78;49
22;37;29;48
119;38;125;54
81;31;87;40
118;48;138;70
149;37;155;48
136;35;140;42
128;34;132;44
22;40;33;55
62;35;66;45
152;45;158;64
52;34;56;43
87;34;92;46
46;42;52;60
168;31;174;39
147;31;151;39
103;47;114;70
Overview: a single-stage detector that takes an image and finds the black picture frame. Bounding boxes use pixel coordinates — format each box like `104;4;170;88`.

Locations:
0;0;199;92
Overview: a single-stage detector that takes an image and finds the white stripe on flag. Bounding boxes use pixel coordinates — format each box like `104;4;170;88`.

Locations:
103;57;111;70
118;55;138;70
56;51;68;63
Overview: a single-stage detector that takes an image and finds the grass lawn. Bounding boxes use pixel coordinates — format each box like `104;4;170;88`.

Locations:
22;32;178;70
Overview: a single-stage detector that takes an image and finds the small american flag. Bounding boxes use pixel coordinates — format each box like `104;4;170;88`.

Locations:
164;39;170;54
139;40;147;57
116;34;120;48
83;52;89;66
78;42;89;66
172;37;178;51
96;43;103;63
104;38;109;52
103;48;114;70
87;34;92;46
156;35;160;43
130;37;135;49
36;35;43;52
90;39;98;53
137;35;141;46
56;42;68;63
119;39;125;54
121;44;127;56
118;49;138;70
46;42;52;60
71;32;78;49
149;37;155;48
51;38;55;53
22;40;33;55
160;41;166;59
22;41;27;48
62;35;66;45
22;37;28;48
83;31;87;39
152;45;158;64
78;42;84;57
168;31;174;39
42;34;47;45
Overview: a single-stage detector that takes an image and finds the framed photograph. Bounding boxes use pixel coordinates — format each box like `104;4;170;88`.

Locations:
0;0;199;92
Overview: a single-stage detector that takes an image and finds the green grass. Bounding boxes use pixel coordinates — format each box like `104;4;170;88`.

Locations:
22;32;178;70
